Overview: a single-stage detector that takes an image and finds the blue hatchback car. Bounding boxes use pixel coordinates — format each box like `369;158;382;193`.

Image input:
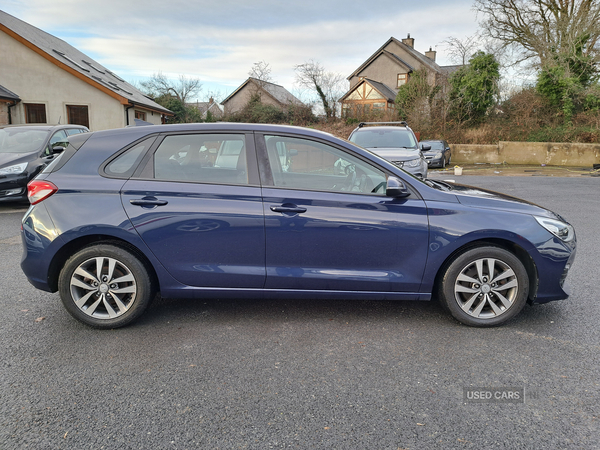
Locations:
20;124;576;328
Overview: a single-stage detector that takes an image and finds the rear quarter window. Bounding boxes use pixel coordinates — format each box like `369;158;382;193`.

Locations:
104;136;157;178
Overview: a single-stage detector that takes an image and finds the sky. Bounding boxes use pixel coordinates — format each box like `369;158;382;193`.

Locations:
2;0;481;103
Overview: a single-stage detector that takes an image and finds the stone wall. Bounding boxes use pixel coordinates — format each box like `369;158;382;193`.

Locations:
451;142;600;167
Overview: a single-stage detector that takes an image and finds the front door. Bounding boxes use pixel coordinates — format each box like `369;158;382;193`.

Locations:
258;134;429;295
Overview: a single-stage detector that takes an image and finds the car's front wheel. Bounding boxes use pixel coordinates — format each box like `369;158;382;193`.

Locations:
58;244;155;328
439;246;529;326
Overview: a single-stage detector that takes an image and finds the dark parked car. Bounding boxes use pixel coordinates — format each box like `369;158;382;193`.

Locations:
21;123;576;328
420;139;451;168
0;124;88;202
348;122;428;178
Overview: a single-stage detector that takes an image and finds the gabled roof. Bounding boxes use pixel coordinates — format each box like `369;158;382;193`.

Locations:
188;100;223;119
383;50;415;72
0;84;20;102
339;78;397;103
221;77;303;106
439;65;464;75
0;10;172;115
348;37;442;80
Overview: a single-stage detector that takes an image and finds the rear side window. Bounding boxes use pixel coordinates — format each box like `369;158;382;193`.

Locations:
153;134;249;185
105;136;156;177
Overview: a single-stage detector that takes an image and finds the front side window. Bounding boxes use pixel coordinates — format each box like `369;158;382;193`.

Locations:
264;135;387;195
154;134;248;185
25;103;47;123
67;105;90;128
49;130;68;149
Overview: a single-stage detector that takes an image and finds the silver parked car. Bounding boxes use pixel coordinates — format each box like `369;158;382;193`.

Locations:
348;122;428;178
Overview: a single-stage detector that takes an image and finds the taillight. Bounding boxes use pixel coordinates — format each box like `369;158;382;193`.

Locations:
27;180;58;205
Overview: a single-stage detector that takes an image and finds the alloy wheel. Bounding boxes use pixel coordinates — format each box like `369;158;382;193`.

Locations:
69;256;137;319
453;257;518;319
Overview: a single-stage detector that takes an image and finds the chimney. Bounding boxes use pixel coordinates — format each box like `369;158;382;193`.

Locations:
401;33;414;48
209;97;214;105
425;47;436;62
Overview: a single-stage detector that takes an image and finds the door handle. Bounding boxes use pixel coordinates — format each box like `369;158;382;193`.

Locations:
130;198;168;207
270;205;307;214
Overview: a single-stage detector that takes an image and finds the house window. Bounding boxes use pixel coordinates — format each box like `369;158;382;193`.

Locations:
397;73;408;88
135;110;146;121
67;105;89;128
25;103;47;123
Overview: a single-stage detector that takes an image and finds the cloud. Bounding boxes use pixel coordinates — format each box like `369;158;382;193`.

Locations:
3;0;479;97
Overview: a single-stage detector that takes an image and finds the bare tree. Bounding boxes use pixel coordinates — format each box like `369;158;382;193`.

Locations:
140;72;202;103
294;60;345;119
249;61;273;84
474;0;600;67
443;35;480;65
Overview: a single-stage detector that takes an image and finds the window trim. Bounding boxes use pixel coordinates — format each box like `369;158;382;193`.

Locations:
255;132;406;197
100;134;161;179
133;131;260;187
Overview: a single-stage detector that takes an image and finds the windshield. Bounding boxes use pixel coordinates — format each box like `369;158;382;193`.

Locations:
0;129;49;154
350;128;418;149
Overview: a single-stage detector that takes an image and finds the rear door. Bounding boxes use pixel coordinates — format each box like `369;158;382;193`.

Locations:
120;132;266;289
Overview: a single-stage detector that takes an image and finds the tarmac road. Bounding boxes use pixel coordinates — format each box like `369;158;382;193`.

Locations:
0;176;598;449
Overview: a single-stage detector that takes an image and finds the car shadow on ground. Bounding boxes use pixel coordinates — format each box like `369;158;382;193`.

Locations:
131;294;565;331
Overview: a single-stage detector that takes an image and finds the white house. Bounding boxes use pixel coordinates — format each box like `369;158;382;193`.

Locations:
0;10;172;130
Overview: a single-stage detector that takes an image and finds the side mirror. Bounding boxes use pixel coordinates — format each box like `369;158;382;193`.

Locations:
420;144;431;151
386;176;410;198
51;145;66;154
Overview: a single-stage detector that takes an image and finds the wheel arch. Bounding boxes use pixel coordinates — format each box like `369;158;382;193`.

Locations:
47;235;160;293
433;238;538;303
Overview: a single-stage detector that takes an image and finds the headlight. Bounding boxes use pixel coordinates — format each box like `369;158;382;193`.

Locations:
535;216;575;242
0;163;27;176
404;158;421;168
435;152;443;159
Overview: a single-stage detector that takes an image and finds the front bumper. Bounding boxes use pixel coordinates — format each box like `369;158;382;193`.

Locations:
0;174;29;202
424;155;444;168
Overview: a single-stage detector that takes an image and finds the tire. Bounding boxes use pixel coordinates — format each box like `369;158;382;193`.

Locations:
439;246;529;327
58;244;155;329
441;157;446;168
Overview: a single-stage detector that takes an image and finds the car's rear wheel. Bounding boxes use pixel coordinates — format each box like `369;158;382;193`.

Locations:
58;245;154;328
439;246;529;327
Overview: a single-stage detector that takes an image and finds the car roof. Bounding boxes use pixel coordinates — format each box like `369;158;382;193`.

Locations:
0;124;88;131
77;122;337;141
353;126;413;132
